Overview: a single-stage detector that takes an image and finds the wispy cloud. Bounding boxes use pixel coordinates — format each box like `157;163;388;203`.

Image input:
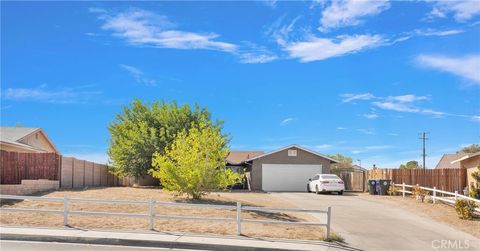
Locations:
336;127;346;130
340;93;376;103
415;54;480;84
315;144;333;150
427;1;480;22
284;34;385;62
357;128;375;135
98;9;237;52
343;93;478;121
372;94;447;117
319;0;390;32
2;85;102;104
280;117;297;126
414;28;465;37
120;64;156;86
363;113;379;119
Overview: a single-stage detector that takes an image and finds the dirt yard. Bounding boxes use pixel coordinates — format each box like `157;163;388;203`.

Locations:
361;193;480;238
0;187;325;240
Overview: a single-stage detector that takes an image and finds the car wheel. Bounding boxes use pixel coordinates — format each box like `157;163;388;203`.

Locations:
338;191;343;195
315;185;319;194
307;184;311;193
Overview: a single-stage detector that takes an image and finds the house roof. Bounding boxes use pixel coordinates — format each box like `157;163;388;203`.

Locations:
0;127;58;153
227;151;264;165
451;151;480;164
245;144;339;163
435;153;469;169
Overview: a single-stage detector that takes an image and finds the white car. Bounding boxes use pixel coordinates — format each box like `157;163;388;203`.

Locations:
307;174;345;195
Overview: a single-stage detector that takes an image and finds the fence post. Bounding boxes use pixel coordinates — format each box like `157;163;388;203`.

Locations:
236;202;242;236
326;206;331;240
402;183;405;197
149;198;155;230
63;194;68;226
433;187;436;204
455;191;458;201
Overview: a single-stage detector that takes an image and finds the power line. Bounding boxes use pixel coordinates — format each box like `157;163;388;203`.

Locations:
419;132;428;169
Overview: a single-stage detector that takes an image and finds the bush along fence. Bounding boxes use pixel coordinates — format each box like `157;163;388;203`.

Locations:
0;194;333;240
394;183;480;213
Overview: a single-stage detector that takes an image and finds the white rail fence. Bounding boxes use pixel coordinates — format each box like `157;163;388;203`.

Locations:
394;183;480;213
0;194;332;239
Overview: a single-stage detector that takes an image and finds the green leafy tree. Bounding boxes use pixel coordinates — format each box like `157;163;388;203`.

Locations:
458;144;480;154
399;160;420;169
328;154;353;170
150;122;240;200
108;99;216;177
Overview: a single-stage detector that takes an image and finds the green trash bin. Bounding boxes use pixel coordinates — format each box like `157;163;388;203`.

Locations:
368;180;377;195
378;179;391;195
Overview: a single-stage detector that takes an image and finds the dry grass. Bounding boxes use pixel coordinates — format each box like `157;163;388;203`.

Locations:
0;187;325;240
360;193;480;238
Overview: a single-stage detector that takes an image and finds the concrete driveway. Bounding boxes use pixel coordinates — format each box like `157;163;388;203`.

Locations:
271;192;479;251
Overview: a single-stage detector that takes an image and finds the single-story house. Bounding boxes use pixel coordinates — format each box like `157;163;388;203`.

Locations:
0;127;59;153
228;145;338;192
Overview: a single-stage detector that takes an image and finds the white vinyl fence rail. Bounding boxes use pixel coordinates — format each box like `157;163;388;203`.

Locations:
394;183;480;213
0;194;332;239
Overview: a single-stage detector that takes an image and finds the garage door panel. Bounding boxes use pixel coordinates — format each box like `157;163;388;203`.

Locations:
262;164;322;192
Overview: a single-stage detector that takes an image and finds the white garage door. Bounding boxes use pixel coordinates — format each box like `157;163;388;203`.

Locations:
262;164;323;192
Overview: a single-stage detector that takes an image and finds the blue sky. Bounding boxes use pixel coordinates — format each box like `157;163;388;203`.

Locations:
1;1;479;168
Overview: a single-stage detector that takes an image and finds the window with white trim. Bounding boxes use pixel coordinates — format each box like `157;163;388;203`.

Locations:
287;149;297;157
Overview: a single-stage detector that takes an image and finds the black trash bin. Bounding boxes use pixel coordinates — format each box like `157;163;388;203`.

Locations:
368;180;377;195
378;179;391;195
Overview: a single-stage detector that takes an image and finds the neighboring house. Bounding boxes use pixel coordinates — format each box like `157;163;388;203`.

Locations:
450;152;480;191
435;153;469;169
237;145;338;192
0;127;59;153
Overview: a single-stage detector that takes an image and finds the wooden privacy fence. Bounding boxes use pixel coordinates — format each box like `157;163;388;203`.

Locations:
367;168;467;193
0;150;60;184
337;171;365;191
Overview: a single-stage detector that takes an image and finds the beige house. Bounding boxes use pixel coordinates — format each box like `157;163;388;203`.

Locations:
450;152;480;189
0;127;58;153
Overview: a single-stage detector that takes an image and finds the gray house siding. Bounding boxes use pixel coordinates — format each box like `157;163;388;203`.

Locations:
250;147;332;191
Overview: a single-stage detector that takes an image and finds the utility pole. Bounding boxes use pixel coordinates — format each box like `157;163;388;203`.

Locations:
419;132;428;169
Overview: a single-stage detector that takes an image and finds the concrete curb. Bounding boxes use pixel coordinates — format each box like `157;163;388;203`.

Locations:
1;233;276;251
0;226;353;251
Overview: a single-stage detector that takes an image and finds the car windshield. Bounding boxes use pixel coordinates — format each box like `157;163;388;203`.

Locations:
321;175;340;179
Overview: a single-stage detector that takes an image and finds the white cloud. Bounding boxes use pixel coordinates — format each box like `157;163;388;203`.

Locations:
120;64;156;86
336;127;346;130
238;53;278;64
340;93;375;103
471;115;480;122
363;113;379;119
319;0;390;31
427;1;480;22
280;117;297;126
414;28;465;37
315;144;333;150
285;34;385;62
357;128;375;135
98;9;237;52
2;85;102;104
416;54;480;84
